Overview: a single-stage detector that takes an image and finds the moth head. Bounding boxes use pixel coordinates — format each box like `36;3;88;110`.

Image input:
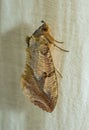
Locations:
32;21;55;43
32;21;50;36
40;21;55;43
41;20;49;33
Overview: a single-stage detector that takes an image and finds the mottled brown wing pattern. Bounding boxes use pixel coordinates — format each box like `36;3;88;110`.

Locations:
35;38;58;106
21;21;68;112
21;36;58;112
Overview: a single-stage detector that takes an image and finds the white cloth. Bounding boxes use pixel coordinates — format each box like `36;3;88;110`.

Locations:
0;0;89;130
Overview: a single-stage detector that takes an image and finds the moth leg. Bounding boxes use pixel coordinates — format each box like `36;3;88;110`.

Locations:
55;68;63;78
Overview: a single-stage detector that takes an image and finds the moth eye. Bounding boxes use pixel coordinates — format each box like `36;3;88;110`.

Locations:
42;27;48;32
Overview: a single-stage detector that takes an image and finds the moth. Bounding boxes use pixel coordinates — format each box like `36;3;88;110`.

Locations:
21;21;68;112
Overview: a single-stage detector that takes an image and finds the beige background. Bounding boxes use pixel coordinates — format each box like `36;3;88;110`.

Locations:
0;0;89;130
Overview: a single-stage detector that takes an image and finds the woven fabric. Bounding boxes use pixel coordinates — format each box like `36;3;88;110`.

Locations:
0;0;89;130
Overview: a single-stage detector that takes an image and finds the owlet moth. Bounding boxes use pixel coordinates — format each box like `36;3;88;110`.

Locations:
21;21;68;112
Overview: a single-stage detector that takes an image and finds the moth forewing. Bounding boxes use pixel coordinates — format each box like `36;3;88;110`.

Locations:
21;48;54;112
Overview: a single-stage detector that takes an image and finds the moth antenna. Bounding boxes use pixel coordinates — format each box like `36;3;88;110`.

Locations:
54;44;69;52
55;40;64;44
